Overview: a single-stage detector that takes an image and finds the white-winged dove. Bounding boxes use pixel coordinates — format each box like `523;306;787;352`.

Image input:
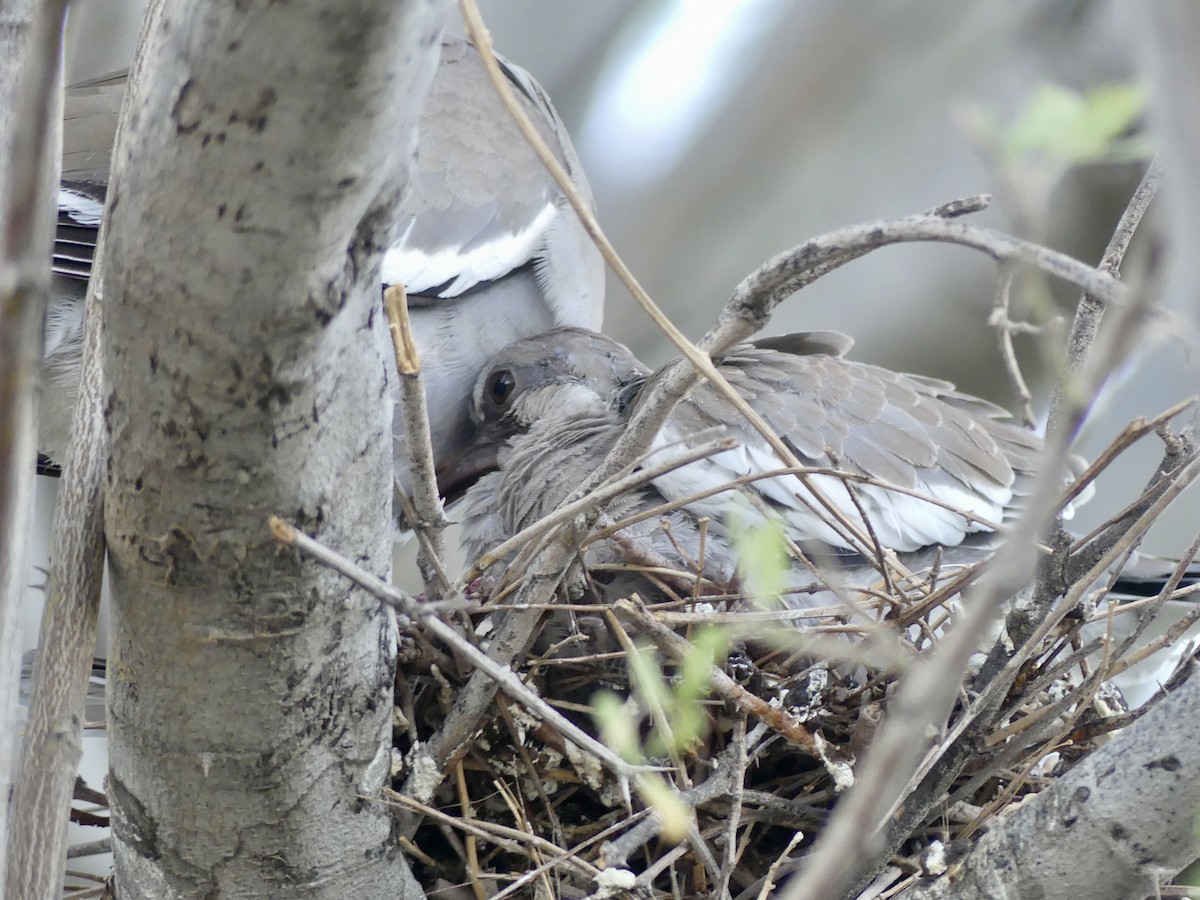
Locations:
445;329;1199;625
42;38;605;496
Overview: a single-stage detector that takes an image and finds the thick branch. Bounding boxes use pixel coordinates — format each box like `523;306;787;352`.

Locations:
901;661;1200;900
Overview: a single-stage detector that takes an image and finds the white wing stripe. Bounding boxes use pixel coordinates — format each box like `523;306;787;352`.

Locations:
382;202;556;297
58;188;104;226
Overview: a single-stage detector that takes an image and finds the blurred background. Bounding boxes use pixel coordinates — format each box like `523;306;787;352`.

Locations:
60;0;1196;554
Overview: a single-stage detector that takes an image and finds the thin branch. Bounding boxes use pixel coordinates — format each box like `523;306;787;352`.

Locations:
988;264;1037;427
392;483;454;596
0;1;70;895
385;284;451;596
1047;156;1163;440
379;789;600;880
713;714;747;900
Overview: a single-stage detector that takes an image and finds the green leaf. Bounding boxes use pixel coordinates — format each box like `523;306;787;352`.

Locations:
592;690;642;763
730;508;789;601
1002;82;1144;164
639;775;690;843
628;641;671;712
677;626;727;703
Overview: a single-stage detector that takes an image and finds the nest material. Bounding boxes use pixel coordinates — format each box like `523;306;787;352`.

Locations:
389;544;1184;900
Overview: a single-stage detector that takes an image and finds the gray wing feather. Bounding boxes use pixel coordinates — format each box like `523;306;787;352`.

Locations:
650;342;1039;551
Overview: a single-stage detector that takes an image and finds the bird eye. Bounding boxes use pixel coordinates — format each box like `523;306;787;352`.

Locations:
485;370;516;408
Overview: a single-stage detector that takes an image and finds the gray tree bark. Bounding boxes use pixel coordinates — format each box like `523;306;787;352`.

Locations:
102;0;448;895
900;663;1200;899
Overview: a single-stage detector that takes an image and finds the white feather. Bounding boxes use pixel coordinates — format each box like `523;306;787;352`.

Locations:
381;203;557;296
646;424;1014;554
58;188;104;226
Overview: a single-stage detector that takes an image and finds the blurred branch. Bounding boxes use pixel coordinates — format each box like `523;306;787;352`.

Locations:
786;157;1163;900
1127;4;1200;332
0;0;68;894
8;216;107;899
1047;156;1163;441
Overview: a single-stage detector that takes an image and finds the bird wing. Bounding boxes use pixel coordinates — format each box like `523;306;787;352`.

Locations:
55;72;124;282
54;40;603;328
380;40;598;310
645;339;1041;553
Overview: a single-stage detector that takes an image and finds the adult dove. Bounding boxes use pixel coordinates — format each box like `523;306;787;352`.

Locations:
41;37;605;499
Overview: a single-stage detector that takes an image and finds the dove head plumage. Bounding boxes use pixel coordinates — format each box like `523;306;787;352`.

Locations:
436;328;649;500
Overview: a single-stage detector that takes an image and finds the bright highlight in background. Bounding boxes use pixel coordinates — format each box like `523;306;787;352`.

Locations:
582;0;788;187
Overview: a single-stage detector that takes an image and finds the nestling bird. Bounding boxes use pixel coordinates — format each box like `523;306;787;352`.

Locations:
42;37;605;496
448;327;1059;616
448;328;1199;704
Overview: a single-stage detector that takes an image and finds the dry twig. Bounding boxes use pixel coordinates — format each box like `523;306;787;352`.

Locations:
385;284;451;596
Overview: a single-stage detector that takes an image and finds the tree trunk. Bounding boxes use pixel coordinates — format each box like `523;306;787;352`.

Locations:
103;0;447;895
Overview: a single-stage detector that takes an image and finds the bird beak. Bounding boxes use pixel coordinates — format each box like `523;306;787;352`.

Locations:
436;423;505;504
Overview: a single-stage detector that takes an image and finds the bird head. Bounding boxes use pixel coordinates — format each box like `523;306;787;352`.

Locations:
436;327;648;502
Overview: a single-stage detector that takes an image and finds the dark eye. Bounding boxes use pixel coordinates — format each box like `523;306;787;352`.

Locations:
485;370;516;409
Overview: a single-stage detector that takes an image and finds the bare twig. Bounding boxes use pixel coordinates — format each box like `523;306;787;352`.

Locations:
66;838;112;860
755;832;805;900
385;284;450;596
1106;585;1200;679
380;789;600;880
713;714;747;900
1046;156;1163;439
716;213;1129;351
392;484;453;596
989;264;1037;426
